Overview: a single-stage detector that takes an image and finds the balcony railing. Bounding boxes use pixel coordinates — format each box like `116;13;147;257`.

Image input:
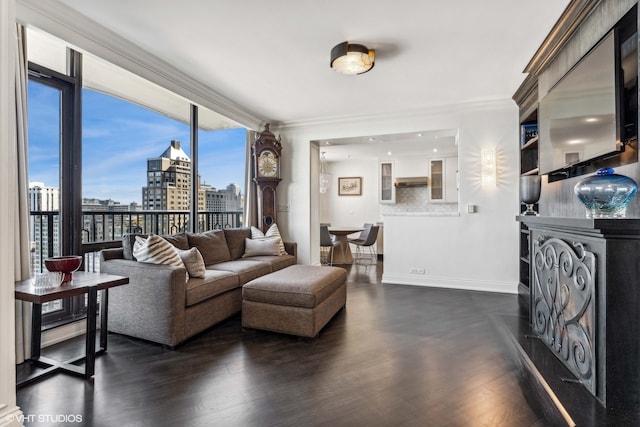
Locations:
30;209;244;273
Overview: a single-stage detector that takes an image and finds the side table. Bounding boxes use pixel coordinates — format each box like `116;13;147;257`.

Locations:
15;271;129;386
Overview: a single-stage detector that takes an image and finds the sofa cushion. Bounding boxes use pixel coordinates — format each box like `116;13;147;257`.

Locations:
242;265;347;309
242;254;296;272
161;233;189;251
223;228;251;260
187;230;232;265
132;235;186;282
176;247;206;278
251;224;286;255
208;260;272;285
185;269;239;307
243;237;282;257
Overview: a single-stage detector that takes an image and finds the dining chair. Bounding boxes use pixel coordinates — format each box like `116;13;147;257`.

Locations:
351;225;379;265
320;225;340;265
348;223;372;246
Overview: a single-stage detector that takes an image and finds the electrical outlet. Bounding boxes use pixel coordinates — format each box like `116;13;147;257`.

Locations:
409;268;425;274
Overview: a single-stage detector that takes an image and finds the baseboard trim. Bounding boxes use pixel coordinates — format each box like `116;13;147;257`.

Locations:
41;319;87;348
381;273;518;294
0;404;24;427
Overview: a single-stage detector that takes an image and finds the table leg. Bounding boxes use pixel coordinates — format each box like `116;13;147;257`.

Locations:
84;286;98;378
331;235;354;264
100;289;109;351
30;303;42;359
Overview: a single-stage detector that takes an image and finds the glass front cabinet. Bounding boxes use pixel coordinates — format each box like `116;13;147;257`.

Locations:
379;160;395;204
429;159;444;202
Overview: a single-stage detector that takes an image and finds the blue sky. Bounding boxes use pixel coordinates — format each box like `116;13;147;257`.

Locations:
28;81;247;205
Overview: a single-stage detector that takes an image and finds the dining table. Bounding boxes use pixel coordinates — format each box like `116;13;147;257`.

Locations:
327;227;365;264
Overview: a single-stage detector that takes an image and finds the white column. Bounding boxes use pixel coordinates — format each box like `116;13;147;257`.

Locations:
0;0;24;425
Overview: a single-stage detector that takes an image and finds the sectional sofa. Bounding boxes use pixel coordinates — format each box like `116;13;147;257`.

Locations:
99;227;297;348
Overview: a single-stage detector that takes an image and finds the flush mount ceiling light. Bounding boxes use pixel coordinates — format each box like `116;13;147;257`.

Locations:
330;42;375;75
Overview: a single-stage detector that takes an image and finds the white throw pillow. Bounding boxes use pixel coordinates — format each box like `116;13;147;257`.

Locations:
243;237;282;257
250;223;286;255
133;235;188;282
176;247;206;278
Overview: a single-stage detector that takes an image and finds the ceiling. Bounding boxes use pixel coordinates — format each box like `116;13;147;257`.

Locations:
51;0;571;126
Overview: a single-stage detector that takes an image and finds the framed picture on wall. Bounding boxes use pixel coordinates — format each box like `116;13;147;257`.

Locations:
338;177;362;196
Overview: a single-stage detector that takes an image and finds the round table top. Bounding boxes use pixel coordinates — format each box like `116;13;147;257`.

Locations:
327;227;365;236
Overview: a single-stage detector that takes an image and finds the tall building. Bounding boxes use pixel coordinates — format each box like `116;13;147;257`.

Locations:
142;140;206;211
28;182;60;273
205;183;244;212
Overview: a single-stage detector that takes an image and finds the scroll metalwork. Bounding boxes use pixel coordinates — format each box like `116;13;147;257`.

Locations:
532;235;596;395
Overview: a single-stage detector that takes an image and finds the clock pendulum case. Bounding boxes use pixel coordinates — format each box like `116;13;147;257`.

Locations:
252;124;282;232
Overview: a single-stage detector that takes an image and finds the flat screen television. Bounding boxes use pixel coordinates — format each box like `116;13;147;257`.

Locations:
538;5;638;178
538;31;620;175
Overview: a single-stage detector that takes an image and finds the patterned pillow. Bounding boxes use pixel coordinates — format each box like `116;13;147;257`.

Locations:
250;223;286;255
242;237;282;257
133;235;187;282
176;247;206;278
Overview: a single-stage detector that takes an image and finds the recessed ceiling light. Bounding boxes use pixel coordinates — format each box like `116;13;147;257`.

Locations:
433;148;438;152
369;137;375;142
387;151;392;155
417;133;423;137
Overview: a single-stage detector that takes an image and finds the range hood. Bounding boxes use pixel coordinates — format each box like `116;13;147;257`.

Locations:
394;176;429;187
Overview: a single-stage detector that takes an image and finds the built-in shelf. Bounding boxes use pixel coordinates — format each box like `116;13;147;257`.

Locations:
521;135;539;150
521;167;539;176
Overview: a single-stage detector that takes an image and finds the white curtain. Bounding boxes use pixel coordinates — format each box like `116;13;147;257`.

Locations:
244;129;258;228
14;24;32;364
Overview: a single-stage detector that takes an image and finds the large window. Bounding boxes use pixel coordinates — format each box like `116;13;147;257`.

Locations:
26;27;249;329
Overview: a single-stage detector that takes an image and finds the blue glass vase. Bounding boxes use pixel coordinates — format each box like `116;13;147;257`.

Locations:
574;167;638;218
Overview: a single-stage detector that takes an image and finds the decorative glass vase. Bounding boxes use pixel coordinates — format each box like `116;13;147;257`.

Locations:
574;167;638;218
520;175;541;216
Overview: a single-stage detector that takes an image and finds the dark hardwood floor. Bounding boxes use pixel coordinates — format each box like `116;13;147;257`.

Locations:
16;262;636;426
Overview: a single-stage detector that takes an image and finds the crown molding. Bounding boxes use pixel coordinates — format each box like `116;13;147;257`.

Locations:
523;0;602;76
274;98;515;132
16;0;266;131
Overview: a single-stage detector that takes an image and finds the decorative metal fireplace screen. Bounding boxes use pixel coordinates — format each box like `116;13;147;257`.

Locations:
531;236;596;395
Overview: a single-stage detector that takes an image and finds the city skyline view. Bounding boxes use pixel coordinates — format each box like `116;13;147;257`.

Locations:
28;82;247;206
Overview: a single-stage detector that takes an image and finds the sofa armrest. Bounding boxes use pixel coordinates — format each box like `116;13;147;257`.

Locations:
284;241;297;260
99;256;188;346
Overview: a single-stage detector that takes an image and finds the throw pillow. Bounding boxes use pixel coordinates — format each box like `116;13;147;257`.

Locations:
176;247;206;278
242;237;282;257
186;229;232;265
250;223;286;255
123;233;148;260
133;235;187;282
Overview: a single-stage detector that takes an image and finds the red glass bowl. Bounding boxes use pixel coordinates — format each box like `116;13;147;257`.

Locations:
44;255;83;281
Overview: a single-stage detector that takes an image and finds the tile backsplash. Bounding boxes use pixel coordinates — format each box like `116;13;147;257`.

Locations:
380;187;458;214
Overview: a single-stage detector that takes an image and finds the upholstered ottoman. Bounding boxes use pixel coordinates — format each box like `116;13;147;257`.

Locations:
242;265;347;338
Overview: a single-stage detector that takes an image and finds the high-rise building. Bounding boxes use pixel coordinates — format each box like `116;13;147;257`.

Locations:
28;182;60;273
205;183;243;212
142;140;206;211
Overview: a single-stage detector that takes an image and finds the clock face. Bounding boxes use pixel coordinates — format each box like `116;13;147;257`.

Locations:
258;150;278;178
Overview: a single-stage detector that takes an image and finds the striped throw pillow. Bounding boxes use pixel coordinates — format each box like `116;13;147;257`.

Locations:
133;235;187;282
250;224;286;255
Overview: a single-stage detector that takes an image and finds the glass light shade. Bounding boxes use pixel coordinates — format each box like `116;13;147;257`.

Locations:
574;167;638;218
330;42;375;75
319;152;331;194
319;173;331;194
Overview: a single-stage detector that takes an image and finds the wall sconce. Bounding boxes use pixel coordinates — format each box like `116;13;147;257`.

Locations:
481;147;496;187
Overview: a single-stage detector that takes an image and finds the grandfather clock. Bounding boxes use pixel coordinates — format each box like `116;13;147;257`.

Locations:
252;124;282;231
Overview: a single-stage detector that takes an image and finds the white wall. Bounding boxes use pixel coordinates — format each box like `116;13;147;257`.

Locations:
277;100;520;293
320;158;381;227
